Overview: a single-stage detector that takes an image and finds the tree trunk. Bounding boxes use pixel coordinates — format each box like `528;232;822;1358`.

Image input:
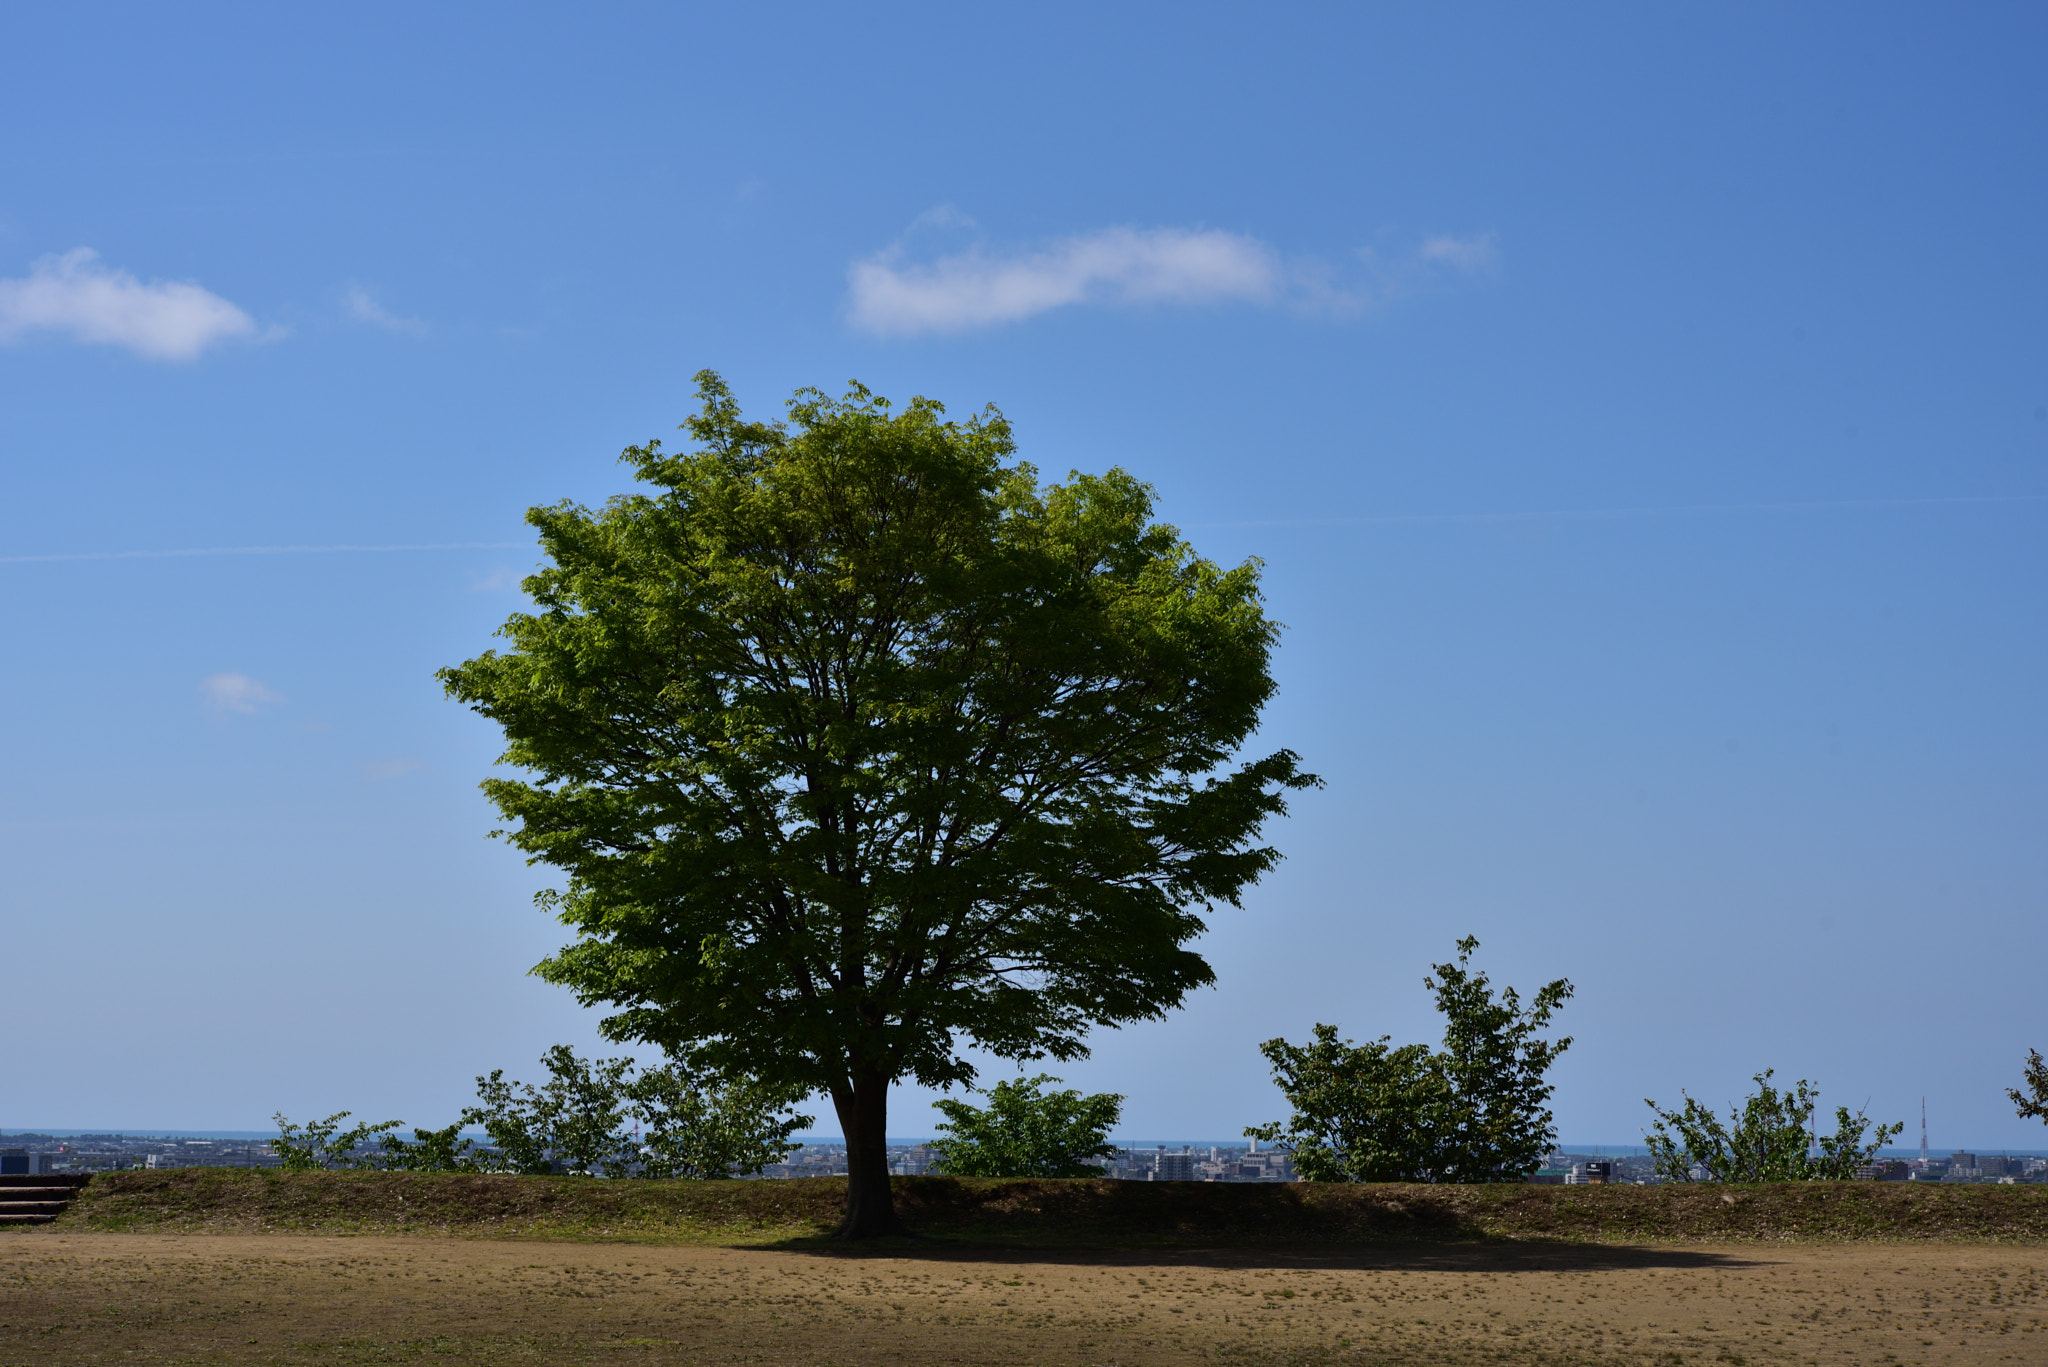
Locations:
832;1072;906;1239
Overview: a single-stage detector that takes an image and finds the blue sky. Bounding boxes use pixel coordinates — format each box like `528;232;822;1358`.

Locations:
3;3;2044;1149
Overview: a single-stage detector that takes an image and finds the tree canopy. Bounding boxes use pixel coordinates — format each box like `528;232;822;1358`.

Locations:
440;372;1313;1234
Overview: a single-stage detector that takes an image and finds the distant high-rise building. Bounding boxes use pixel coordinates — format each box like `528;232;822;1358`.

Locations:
1155;1152;1196;1181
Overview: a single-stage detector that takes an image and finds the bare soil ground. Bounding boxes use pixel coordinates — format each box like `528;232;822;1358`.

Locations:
3;1229;2045;1366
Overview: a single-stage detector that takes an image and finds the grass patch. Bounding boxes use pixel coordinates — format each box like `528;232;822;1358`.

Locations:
53;1169;2048;1247
65;1168;836;1243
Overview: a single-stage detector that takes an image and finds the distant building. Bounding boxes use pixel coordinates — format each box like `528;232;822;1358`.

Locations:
1564;1162;1611;1185
1155;1152;1196;1181
889;1144;939;1176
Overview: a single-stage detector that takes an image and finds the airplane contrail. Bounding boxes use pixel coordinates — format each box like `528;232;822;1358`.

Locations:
0;541;530;565
1186;492;2048;529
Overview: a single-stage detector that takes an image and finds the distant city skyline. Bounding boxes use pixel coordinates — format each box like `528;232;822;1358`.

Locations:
10;1129;2046;1160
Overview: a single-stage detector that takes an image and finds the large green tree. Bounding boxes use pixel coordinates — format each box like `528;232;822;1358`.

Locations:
441;373;1313;1236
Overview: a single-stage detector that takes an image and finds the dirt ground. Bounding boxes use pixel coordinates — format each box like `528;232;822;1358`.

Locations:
2;1231;2044;1366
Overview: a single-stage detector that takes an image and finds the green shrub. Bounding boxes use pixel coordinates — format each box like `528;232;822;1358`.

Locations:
1644;1070;1902;1182
1247;937;1573;1183
929;1075;1122;1178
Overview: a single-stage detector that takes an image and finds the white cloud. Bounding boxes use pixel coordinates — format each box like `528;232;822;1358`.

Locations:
0;249;258;360
847;222;1502;336
848;227;1280;336
360;757;427;781
344;286;428;337
1417;233;1500;273
201;673;283;714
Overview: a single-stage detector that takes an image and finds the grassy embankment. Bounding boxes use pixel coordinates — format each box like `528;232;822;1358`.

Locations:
54;1168;2048;1246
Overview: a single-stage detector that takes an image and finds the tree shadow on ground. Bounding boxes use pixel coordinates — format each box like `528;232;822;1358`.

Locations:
767;1239;1775;1274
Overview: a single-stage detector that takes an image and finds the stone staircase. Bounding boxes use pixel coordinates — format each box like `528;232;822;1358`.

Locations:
0;1174;91;1226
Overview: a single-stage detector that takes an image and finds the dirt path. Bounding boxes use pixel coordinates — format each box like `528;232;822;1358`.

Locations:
3;1230;2044;1365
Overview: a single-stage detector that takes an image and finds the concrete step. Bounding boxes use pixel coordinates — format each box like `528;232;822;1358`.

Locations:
0;1174;90;1226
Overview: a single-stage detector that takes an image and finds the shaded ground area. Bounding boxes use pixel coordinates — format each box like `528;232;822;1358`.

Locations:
3;1231;2045;1365
66;1170;2048;1246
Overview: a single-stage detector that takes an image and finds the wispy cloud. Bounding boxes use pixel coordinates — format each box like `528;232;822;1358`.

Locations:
849;227;1280;336
0;249;259;360
201;673;283;715
344;286;428;337
848;222;1499;336
360;757;427;782
1416;233;1500;272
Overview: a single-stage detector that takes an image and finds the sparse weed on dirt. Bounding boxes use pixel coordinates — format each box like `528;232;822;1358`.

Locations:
1;1232;2041;1367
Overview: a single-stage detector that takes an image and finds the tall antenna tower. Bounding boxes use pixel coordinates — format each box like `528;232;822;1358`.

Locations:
1920;1097;1929;1165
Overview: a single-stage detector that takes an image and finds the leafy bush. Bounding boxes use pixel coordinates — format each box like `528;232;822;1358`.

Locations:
627;1061;812;1178
1247;937;1573;1183
376;1119;488;1173
2010;1049;2048;1126
1643;1069;1903;1182
1243;1028;1452;1183
470;1046;639;1176
928;1075;1123;1178
270;1112;403;1171
275;1045;810;1177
